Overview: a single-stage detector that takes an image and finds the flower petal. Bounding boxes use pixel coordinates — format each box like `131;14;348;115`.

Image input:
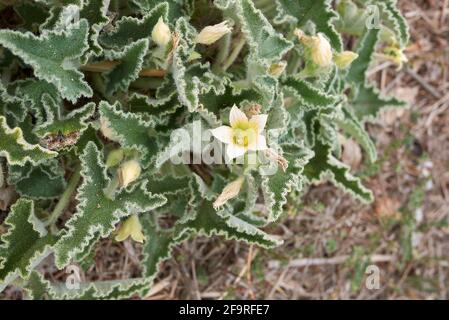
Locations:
131;230;146;243
247;134;267;151
226;143;246;159
211;126;233;144
249;114;268;133
229;105;248;128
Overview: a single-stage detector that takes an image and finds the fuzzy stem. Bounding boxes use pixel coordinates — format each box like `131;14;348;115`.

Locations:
220;35;246;72
46;165;81;230
212;32;232;72
81;61;166;78
104;173;120;200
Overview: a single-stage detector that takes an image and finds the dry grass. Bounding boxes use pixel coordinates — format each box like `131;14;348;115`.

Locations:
1;0;448;300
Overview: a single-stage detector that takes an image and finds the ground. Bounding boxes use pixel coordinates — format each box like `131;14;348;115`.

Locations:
2;0;449;300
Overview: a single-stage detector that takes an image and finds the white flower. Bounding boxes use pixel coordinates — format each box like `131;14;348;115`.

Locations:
213;176;245;210
152;17;171;47
115;214;146;243
297;30;333;68
196;21;232;45
211;105;268;160
118;160;141;188
309;33;333;67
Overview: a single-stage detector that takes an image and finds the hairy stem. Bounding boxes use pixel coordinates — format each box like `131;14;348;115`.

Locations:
104;173;120;200
81;61;166;78
220;35;246;72
212;32;232;73
46;165;82;230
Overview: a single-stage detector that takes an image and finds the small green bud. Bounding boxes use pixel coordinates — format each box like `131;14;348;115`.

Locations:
106;149;124;168
334;51;359;69
268;61;287;77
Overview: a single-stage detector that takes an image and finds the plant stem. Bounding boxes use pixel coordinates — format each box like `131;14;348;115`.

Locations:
139;68;166;77
81;61;166;78
104;173;120;200
46;165;82;230
220;35;246;72
212;32;231;73
80;61;120;72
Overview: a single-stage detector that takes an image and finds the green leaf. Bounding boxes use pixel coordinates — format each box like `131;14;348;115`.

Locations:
130;0;187;21
261;143;314;222
181;180;283;248
346;27;405;121
80;0;110;57
275;0;343;51
0;199;57;289
141;217;190;280
24;271;151;300
23;271;54;300
0;20;92;102
0;116;57;166
53;278;151;300
128;92;182;118
337;107;377;163
235;0;293;62
378;0;409;47
103;39;149;95
0;84;26;123
99;101;159;168
35;94;95;138
283;76;338;108
183;200;282;248
99;3;168;48
171;18;200;112
347;27;380;85
351;84;406;121
11;79;61;125
54;142;167;268
14;2;50;32
305;136;373;203
11;162;66;199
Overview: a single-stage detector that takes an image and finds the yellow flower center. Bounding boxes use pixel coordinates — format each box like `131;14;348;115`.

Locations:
231;126;257;148
232;129;249;147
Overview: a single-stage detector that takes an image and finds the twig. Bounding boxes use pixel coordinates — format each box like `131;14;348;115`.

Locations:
288;254;395;268
405;67;443;99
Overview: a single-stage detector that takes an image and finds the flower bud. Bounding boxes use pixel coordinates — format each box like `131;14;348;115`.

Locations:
152;17;171;47
213;176;244;210
106;149;124;168
196;21;232;45
309;33;333;67
118;160;141;188
383;46;408;69
334;51;359;69
100;117;118;142
115;214;146;243
268;61;287;77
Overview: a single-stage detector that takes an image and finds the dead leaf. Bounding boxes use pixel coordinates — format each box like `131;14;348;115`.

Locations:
379;86;419;126
374;196;401;220
342;138;362;169
0;186;18;211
